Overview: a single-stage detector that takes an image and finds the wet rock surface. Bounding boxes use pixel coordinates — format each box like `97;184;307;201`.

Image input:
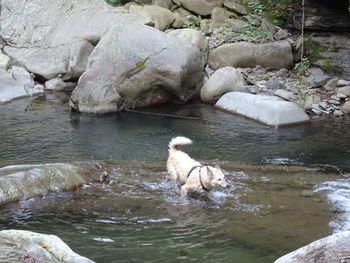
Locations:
0;230;95;263
274;231;350;263
0;163;98;207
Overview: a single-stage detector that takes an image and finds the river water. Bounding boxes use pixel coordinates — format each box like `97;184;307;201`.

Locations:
0;93;350;262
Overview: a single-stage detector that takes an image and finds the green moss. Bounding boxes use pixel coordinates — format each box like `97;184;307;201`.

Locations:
127;57;150;78
258;0;294;27
305;39;328;64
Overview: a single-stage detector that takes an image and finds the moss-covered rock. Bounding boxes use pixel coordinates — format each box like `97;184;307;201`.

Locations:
0;163;96;207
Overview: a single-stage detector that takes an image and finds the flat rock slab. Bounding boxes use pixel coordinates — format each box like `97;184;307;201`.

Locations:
0;163;96;207
274;231;350;263
215;92;310;127
0;230;95;263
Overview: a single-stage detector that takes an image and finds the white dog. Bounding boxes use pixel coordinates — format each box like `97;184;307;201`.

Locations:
166;136;227;195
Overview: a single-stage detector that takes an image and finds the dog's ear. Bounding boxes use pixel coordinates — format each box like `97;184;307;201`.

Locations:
206;166;214;180
214;164;221;170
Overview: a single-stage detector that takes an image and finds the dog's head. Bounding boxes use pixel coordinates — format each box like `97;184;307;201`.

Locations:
207;165;227;189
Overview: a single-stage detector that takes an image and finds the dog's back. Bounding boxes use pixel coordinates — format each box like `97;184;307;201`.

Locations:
167;136;200;183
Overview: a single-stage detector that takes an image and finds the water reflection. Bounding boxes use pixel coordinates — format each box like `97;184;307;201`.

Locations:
0;94;350;171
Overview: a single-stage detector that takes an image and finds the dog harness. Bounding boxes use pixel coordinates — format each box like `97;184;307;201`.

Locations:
187;165;210;192
187;165;202;178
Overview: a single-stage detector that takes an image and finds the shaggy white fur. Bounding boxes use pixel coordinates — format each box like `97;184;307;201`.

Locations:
167;136;227;195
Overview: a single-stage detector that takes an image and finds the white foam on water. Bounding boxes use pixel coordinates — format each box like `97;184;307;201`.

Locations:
262;157;303;165
315;179;350;233
137;218;172;224
93;237;115;243
95;219;118;224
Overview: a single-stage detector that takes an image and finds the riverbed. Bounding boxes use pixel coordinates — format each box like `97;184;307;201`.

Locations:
0;92;350;262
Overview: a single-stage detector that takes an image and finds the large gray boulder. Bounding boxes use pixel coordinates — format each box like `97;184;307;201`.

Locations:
0;68;43;104
0;230;95;263
274;231;350;263
0;163;95;207
0;0;146;80
200;67;246;103
215;92;310;127
69;23;206;113
208;40;294;70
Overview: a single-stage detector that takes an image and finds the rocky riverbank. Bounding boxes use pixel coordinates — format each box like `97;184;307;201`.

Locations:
0;0;349;126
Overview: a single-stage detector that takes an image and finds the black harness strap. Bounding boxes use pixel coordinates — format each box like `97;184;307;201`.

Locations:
199;168;210;192
187;165;202;178
187;165;210;192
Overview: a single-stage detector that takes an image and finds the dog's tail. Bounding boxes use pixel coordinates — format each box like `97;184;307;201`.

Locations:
168;136;192;153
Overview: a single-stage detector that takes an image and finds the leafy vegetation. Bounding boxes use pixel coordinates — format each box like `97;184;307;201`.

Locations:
247;0;293;27
200;20;209;31
222;21;272;44
247;2;266;14
187;20;201;29
294;57;310;103
304;38;327;64
186;20;209;31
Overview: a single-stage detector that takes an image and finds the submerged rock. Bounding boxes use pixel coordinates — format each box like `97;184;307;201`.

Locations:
274;231;350;263
70;23;205;113
0;230;95;263
215;92;310;127
0;163;96;207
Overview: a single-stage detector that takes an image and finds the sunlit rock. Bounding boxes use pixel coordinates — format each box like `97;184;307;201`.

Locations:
215;92;310;127
70;23;205;113
274;231;350;263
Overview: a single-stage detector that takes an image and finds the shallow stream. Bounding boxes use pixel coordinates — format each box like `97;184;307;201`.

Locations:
1;93;350;262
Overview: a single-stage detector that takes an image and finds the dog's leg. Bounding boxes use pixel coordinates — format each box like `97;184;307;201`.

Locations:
167;164;178;183
181;185;189;196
